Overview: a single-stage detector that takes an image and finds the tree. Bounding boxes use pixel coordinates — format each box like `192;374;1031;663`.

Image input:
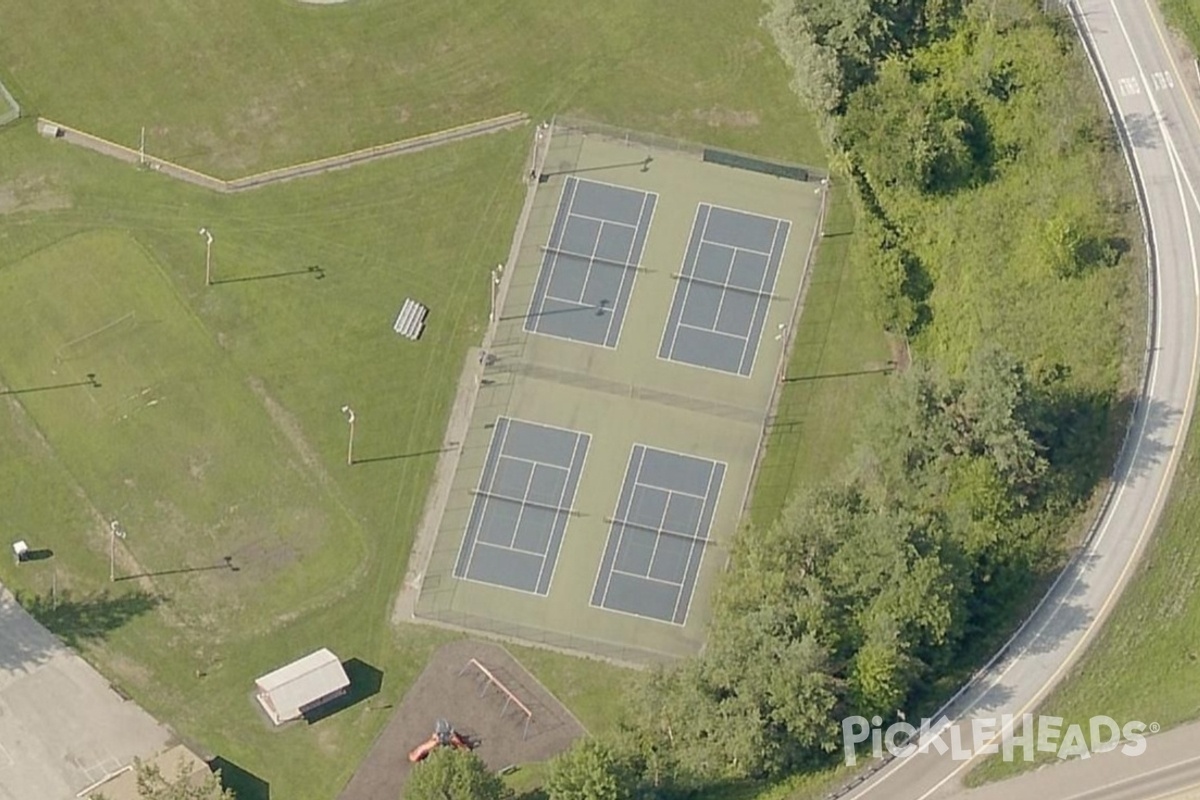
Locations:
546;738;636;800
404;748;505;800
90;757;234;800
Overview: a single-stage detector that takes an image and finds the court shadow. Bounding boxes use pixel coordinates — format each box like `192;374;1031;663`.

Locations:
211;757;270;800
214;265;324;285
304;658;383;725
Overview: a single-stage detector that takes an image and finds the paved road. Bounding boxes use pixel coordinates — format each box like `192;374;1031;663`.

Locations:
834;1;1200;798
957;721;1200;800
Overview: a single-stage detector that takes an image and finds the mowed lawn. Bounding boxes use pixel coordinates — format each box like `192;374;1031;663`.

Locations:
0;230;369;630
0;126;527;799
0;0;824;177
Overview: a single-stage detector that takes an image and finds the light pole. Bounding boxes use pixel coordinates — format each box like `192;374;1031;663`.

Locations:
490;264;502;322
341;405;356;465
198;227;214;286
109;520;126;582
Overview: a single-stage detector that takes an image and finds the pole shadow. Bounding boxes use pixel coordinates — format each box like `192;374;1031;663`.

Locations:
0;373;100;396
353;447;454;465
213;265;325;286
540;157;653;178
116;556;238;581
782;365;894;383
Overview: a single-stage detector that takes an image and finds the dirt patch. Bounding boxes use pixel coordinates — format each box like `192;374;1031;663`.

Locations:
888;334;912;372
338;639;585;800
248;376;334;490
0;175;72;215
691;107;760;128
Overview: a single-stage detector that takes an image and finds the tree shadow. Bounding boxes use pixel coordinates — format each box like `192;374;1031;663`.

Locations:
18;589;160;652
1122;111;1161;150
304;658;383;725
211;756;270;800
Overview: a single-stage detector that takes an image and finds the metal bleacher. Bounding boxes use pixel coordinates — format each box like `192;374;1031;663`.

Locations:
393;298;428;341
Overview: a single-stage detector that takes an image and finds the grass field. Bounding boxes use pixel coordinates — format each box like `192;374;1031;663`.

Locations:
0;0;825;177
0;1;888;796
0;124;527;799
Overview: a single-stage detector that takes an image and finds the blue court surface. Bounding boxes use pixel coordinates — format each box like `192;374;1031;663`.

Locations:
524;177;657;348
590;445;726;625
658;204;791;377
454;417;590;595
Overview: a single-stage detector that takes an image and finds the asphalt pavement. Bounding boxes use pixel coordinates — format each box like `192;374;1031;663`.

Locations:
833;0;1200;798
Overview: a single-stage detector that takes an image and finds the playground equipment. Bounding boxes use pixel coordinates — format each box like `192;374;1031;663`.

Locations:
408;718;471;762
458;658;535;740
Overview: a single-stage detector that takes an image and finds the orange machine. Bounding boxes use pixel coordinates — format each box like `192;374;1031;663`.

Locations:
408;718;471;762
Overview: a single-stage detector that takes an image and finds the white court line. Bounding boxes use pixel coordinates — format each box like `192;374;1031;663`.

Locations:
588;444;643;606
704;199;792;230
610;565;686;588
664;204;715;359
605;190;658;348
597;446;649;606
706;242;738;343
498;453;571;473
536;430;591;593
639;486;675;581
676;460;726;626
456;417;512;579
525;180;576;325
675;320;745;342
701;235;774;259
632;478;709;501
565;209;640;228
739;218;792;377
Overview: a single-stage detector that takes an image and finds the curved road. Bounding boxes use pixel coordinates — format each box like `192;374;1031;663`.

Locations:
838;0;1200;798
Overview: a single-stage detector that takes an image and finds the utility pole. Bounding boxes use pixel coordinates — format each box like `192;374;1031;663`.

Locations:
490;264;503;322
198;227;214;286
109;520;126;582
139;126;146;166
341;405;356;465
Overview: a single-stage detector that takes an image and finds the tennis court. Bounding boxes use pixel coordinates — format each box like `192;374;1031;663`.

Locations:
658;203;791;377
524;176;657;348
590;445;726;625
453;417;590;595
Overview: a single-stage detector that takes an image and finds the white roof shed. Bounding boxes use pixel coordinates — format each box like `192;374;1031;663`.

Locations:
255;648;350;725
